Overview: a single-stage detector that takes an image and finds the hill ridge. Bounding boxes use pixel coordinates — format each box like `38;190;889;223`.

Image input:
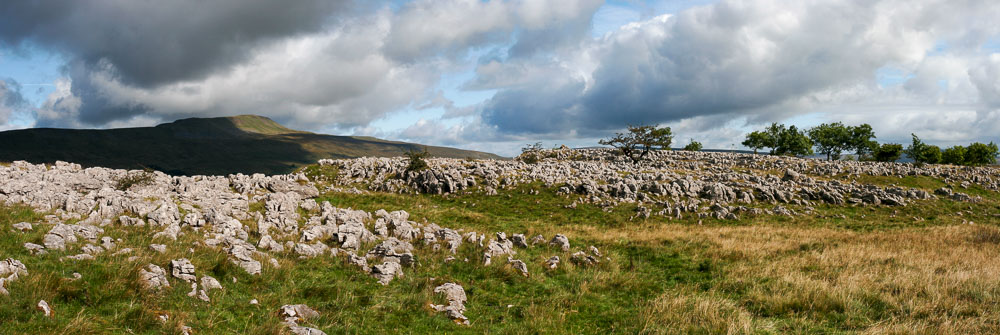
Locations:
0;115;502;175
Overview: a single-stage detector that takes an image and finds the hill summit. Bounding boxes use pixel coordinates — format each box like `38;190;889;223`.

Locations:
0;115;501;175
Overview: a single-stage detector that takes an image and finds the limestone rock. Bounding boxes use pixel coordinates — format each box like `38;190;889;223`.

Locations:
430;283;469;325
139;264;170;290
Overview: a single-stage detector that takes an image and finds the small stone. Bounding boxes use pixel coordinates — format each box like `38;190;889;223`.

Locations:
250;299;259;305
23;243;46;255
36;300;53;317
12;222;32;231
200;275;223;291
511;234;528;248
546;256;560;269
588;246;602;257
507;258;529;277
170;259;197;282
138;264;170;290
430;283;469;325
149;244;167;253
279;304;320;323
549;234;570;251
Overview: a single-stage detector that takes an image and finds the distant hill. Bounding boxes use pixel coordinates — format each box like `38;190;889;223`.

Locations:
0;115;502;175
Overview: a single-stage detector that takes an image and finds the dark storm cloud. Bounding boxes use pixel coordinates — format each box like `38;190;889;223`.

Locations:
0;79;28;124
0;0;347;88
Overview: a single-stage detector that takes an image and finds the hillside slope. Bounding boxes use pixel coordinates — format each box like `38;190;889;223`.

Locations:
0;115;501;175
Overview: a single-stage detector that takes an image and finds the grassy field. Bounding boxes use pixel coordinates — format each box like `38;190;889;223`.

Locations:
1;168;999;334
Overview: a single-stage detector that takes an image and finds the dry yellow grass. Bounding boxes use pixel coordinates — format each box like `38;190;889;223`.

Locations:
575;222;1000;333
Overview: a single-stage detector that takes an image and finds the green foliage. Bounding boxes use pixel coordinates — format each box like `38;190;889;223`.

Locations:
965;142;999;166
905;134;940;164
941;145;967;165
774;125;813;157
518;142;544;164
683;139;703;152
599;124;673;163
741;130;772;154
848;124;877;158
114;169;155;191
404;147;430;173
743;123;812;157
807;122;852;160
807;123;876;160
872;143;903;162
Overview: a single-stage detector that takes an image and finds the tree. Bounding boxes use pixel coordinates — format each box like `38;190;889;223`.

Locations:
683;139;703;151
404;147;430;173
905;134;941;164
808;122;851;160
849;124;877;158
964;142;999;166
941;145;966;165
599;124;673;163
742;131;770;154
774;125;814;157
872;143;903;162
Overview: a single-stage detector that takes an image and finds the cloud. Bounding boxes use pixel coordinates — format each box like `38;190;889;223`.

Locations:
0;79;24;125
480;0;1000;140
0;0;348;87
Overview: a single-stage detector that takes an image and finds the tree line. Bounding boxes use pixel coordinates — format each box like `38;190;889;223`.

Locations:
594;123;998;166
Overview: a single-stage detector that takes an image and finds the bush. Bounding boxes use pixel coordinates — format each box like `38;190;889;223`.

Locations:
683;140;702;151
964;142;999;166
743;123;813;157
872;143;903;162
518;142;544;164
115;169;155;191
941;145;966;165
599;124;673;163
404;147;430;173
905;134;941;164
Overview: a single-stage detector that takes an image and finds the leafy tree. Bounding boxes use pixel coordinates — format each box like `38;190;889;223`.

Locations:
964;142;999;166
941;145;966;165
404;147;430;173
742;131;770;154
872;143;903;162
599;124;673;163
849;124;877;158
905;134;941;164
808;122;851;160
683;139;703;151
922;145;942;164
774;125;814;157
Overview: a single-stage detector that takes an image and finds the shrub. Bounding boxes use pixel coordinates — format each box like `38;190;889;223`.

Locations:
905;134;941;164
683;140;703;151
404;147;430;173
964;142;999;166
941;145;966;165
518;142;544;164
872;143;903;162
115;169;155;191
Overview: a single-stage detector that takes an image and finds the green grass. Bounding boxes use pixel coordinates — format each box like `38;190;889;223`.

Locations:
3;169;1000;333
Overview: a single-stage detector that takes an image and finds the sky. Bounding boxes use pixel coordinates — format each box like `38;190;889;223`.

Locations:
1;0;999;156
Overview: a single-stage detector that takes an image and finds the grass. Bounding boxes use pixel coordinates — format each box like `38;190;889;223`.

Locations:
2;167;1000;333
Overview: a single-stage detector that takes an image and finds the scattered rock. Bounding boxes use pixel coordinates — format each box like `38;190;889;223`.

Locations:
36;300;53;317
279;304;319;323
12;222;32;231
170;259;197;282
546;256;560;269
149;244;167;253
549;234;570;251
430;283;469;325
507;258;529;277
138;264;170;290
